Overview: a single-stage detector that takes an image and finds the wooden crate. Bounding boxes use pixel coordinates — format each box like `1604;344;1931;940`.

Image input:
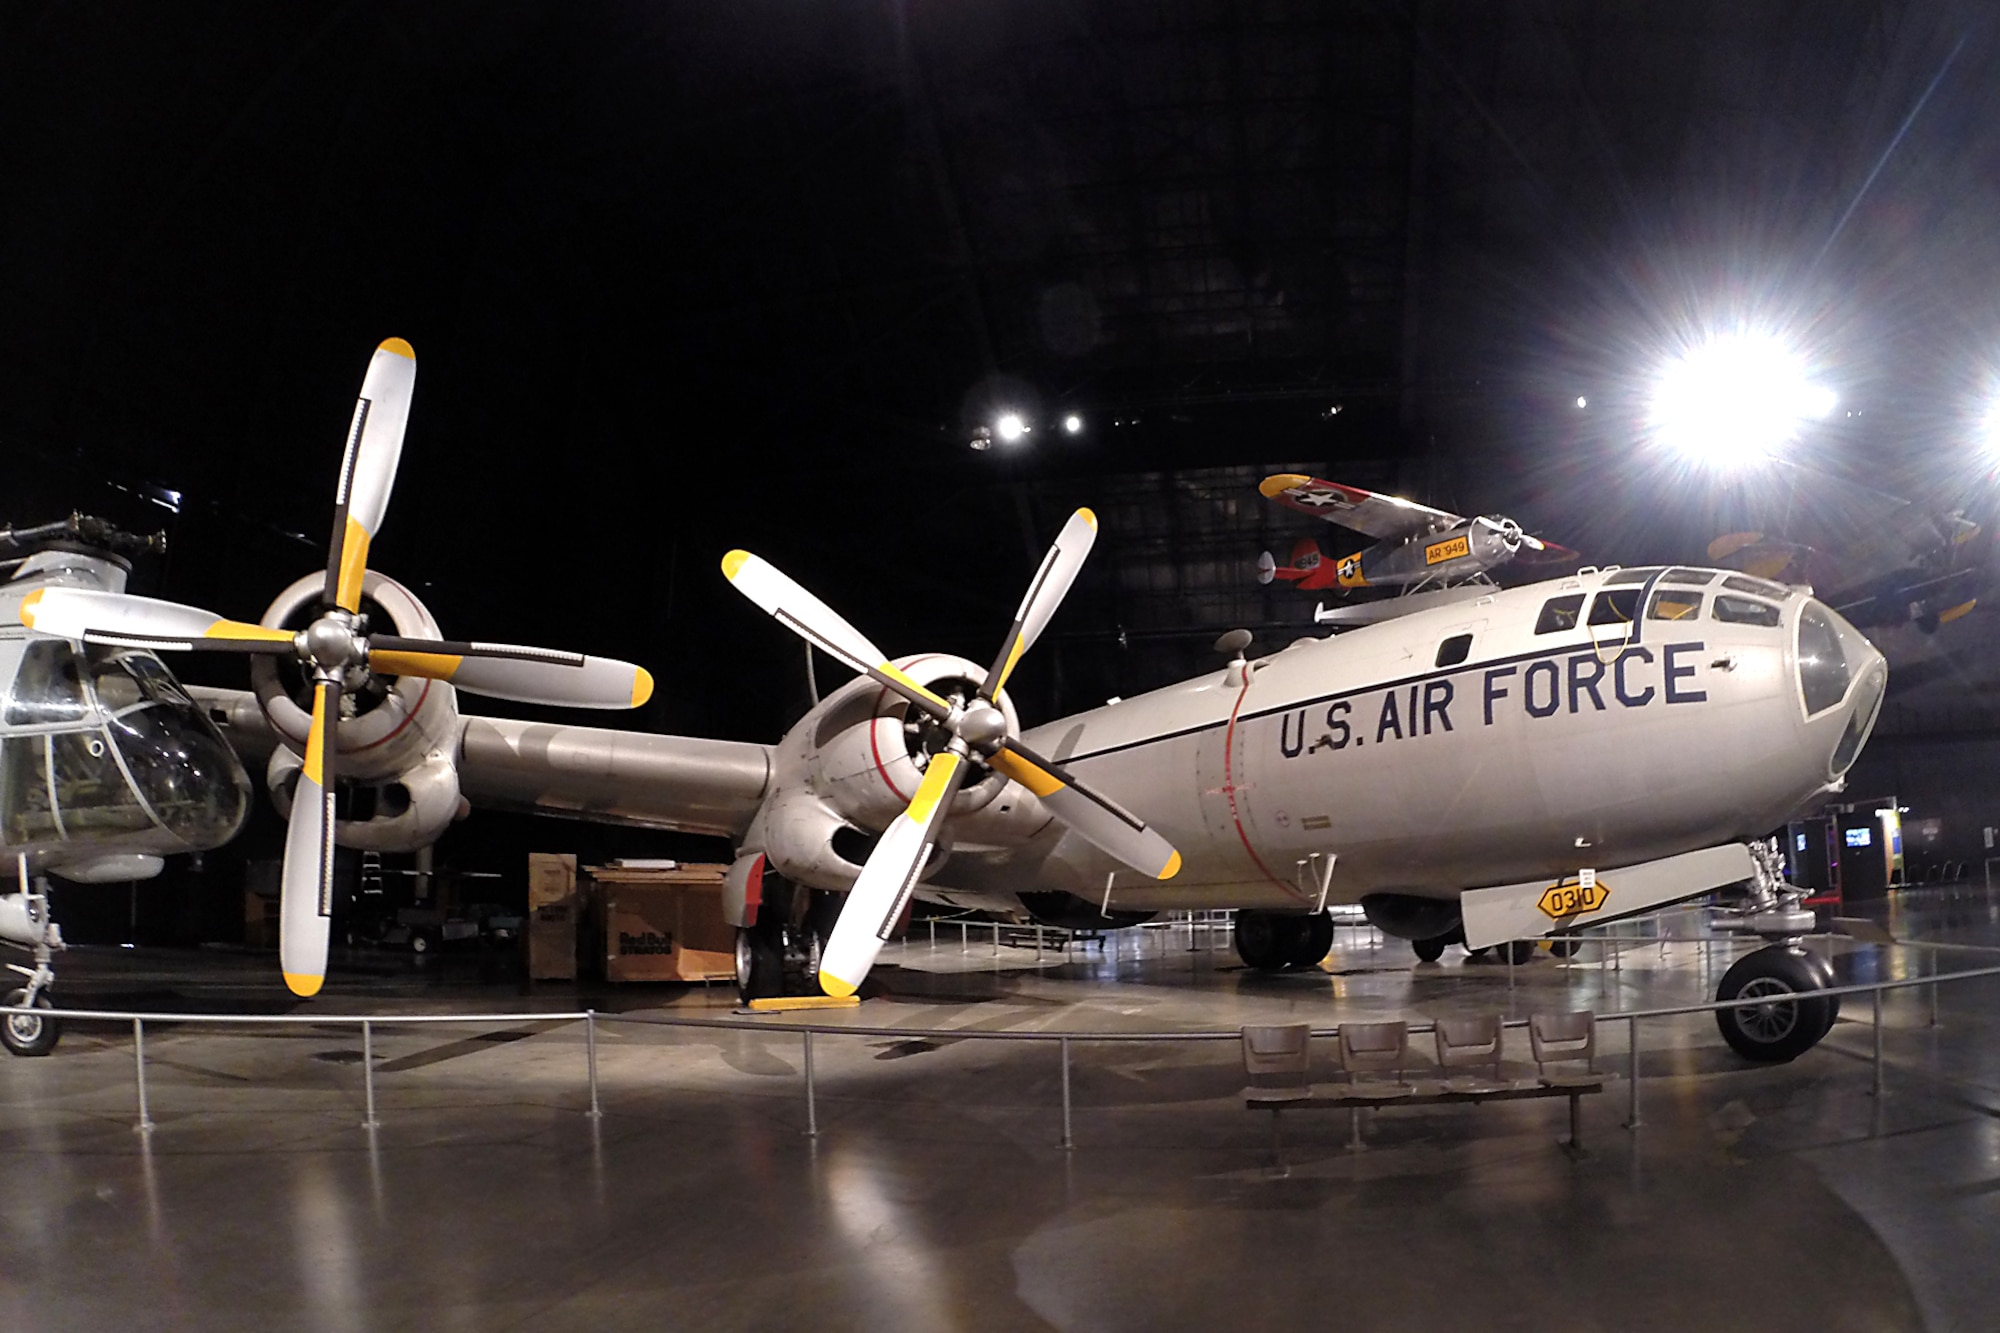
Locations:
590;863;734;984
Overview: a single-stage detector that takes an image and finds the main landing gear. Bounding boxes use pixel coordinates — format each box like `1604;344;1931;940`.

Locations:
735;879;840;1004
1234;909;1335;971
0;872;64;1057
1710;840;1838;1063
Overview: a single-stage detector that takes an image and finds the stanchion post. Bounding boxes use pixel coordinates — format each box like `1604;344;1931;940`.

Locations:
1060;1036;1073;1150
133;1017;153;1134
1930;948;1941;1029
804;1030;819;1138
362;1020;379;1129
586;1009;602;1119
1871;988;1885;1098
1624;1015;1641;1130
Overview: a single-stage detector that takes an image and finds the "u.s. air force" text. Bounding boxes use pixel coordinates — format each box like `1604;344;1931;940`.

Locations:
1277;642;1708;758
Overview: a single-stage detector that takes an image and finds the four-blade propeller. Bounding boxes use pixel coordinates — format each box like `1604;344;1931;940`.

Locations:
19;339;654;997
722;508;1180;997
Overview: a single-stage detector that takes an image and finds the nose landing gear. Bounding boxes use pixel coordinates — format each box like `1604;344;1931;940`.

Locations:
1711;840;1837;1063
0;872;64;1057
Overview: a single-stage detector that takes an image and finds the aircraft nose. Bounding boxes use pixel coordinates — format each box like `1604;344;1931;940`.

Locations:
1798;598;1886;780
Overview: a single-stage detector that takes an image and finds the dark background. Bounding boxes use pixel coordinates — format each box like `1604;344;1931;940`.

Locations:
6;2;2000;939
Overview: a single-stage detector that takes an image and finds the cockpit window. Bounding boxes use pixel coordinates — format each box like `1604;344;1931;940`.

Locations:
1659;568;1717;585
1435;633;1472;668
1648;590;1703;621
1602;567;1664;585
1713;595;1781;627
1535;595;1584;634
1588;588;1642;627
5;640;89;727
1797;603;1852;716
1723;574;1790;599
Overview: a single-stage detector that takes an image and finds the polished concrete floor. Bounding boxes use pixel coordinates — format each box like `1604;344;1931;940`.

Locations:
6;891;2000;1331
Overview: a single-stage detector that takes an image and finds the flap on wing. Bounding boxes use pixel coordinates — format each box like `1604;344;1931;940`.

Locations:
1259;473;1461;540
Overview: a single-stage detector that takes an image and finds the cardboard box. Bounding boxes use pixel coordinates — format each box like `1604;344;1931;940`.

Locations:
527;853;580;980
592;863;734;983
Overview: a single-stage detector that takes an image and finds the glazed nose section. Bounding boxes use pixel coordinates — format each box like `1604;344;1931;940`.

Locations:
108;701;254;849
1796;599;1886;780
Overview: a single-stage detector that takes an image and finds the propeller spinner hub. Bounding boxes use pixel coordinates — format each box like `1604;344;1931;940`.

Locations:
958;702;1008;749
302;615;360;672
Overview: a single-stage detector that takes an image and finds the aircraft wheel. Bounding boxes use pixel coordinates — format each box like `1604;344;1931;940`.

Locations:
1288;913;1334;968
1548;936;1583;959
1801;949;1841;1029
1715;946;1835;1063
735;927;782;1004
1498;939;1537;965
2;990;58;1058
1412;935;1447;963
1234;912;1286;971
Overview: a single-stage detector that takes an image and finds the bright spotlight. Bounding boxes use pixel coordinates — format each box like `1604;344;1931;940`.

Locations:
1062;413;1083;434
1649;334;1834;465
1575;396;1588;409
995;413;1028;443
1981;397;2000;460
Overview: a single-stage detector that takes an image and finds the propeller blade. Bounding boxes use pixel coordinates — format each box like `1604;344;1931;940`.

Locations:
986;741;1181;880
325;338;417;613
368;637;653;709
819;750;970;996
721;550;952;718
982;508;1096;698
19;588;295;652
278;679;340;997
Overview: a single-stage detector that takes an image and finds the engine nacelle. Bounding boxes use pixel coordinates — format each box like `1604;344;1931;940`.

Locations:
251;570;466;852
745;653;1007;891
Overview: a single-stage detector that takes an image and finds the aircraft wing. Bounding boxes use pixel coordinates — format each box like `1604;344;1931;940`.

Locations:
1259;473;1462;540
189;686;771;839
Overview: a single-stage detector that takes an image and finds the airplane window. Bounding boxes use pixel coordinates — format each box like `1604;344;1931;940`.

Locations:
1535;595;1584;634
105;651;195;709
1713;595;1781;627
4;640;89;727
1723;574;1790;599
0;736;61;843
1659;568;1716;586
1647;591;1703;621
48;729;152;836
1435;633;1472;668
1602;567;1665;585
1588;588;1642;626
1796;603;1851;716
90;659;144;714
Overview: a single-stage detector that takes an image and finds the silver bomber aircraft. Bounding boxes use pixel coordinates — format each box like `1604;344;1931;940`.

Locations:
40;439;1883;1064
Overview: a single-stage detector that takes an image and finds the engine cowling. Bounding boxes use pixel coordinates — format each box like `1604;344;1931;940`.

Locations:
746;653;1022;891
251;570;466;852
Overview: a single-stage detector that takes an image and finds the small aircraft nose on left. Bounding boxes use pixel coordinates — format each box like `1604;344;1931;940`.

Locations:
0;525;254;1055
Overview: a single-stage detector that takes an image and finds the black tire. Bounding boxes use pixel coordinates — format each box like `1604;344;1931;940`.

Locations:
2;990;58;1057
735;927;782;1003
1288;913;1335;967
1412;935;1447;963
1801;949;1841;1032
1234;912;1285;970
1548;936;1583;959
1715;946;1835;1062
1499;939;1537;965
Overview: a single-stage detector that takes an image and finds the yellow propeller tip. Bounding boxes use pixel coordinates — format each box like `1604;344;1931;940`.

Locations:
283;972;325;998
1259;473;1313;497
378;337;415;359
721;550;750;581
819;972;858;999
17;589;41;628
631;667;655;708
1158;850;1183;880
1078;507;1098;529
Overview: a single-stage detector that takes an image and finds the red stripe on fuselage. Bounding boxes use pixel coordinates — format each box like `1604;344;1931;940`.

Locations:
1221;673;1307;900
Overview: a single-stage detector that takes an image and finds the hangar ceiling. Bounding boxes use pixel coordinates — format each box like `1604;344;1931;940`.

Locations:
1;0;1996;738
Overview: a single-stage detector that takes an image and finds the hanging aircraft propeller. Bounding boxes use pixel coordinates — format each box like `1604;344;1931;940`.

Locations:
722;507;1180;996
17;338;654;998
